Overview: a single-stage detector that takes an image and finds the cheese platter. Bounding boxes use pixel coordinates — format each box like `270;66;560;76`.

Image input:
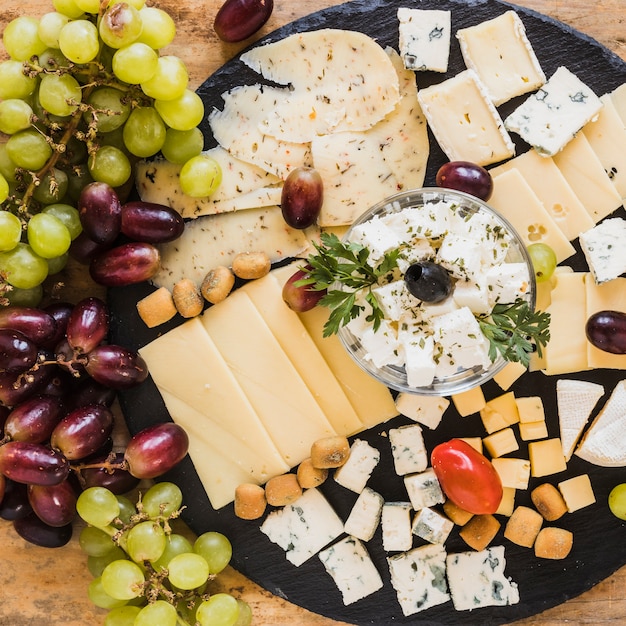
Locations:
108;0;626;623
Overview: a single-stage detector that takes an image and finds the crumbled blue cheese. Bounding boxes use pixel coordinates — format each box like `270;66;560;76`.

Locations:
397;8;451;73
446;546;520;611
334;439;381;493
343;486;384;542
389;424;428;475
259;488;344;566
387;543;450;615
504;66;603;157
579;217;626;284
381;502;413;552
403;468;445;510
318;536;384;605
411;507;454;544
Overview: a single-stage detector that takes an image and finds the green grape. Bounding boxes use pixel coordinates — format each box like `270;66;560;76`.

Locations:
79;525;117;557
126;521;167;563
140;56;188;101
59;19;100;64
33;168;69;204
38;12;71;48
112;43;158;84
100;126;127;152
161;128;203;164
0;212;22;252
151;533;193;571
527;242;557;283
101;560;145;600
65;163;94;201
77;486;121;528
38;47;71;71
167;552;210;590
0;243;48;289
88;577;129;610
196;593;240;626
39;73;83;117
87;546;128;578
104;605;141;626
74;0;100;12
84;87;131;133
0;145;18;183
193;531;232;575
0;60;37;99
179;154;223;198
137;7;176;49
52;0;85;19
233;599;253;626
3;284;43;307
6;129;53;171
115;495;137;527
47;252;69;275
154;90;204;131
122;107;166;158
88;145;131;187
608;483;626;520
42;203;82;239
133;600;177;626
0;99;34;135
110;0;146;9
141;482;183;518
99;4;142;49
0;174;10;205
27;212;71;259
3;17;48;62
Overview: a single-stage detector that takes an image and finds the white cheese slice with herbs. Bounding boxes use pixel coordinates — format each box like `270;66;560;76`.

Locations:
343;487;384;542
318;536;384;605
239;29;400;141
579;217;626;284
504;66;603;157
456;10;545;105
389;424;428;476
334;439;381;493
446;546;520;611
381;502;413;552
397;8;451;73
260;487;344;566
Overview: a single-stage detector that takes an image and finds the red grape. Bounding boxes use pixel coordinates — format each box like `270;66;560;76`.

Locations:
66;296;109;354
214;0;273;42
0;329;38;373
79;452;140;494
0;307;57;346
50;404;114;460
585;310;626;355
89;242;160;287
124;423;189;479
28;480;77;527
13;511;73;548
4;395;65;444
41;302;74;350
78;181;122;245
281;166;324;229
282;267;326;312
436;161;494;201
121;201;185;243
66;378;117;411
0;479;32;521
0;353;56;407
69;231;111;265
84;345;149;389
0;441;70;486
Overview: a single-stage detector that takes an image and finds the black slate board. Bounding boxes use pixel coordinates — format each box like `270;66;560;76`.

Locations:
108;1;626;624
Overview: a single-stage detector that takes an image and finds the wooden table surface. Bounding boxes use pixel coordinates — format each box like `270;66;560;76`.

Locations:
1;0;625;624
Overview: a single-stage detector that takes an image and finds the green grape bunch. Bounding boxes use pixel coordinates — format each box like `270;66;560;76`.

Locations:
0;0;206;307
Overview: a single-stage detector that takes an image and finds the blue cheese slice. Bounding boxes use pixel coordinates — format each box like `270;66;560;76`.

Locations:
381;502;413;552
456;11;545;106
260;487;344;566
343;487;384;542
579;217;626;284
411;507;454;544
404;468;445;510
397;8;451;73
417;69;515;166
334;439;381;493
446;546;520;610
387;543;450;615
504;66;603;157
318;536;384;605
389;424;428;476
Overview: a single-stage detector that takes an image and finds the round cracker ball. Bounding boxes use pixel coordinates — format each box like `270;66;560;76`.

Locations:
265;473;302;507
234;483;267;520
534;527;573;560
231;251;271;279
310;435;350;469
296;458;328;489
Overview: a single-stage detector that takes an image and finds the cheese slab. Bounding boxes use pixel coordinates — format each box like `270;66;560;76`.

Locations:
609;83;626;127
397;8;451;73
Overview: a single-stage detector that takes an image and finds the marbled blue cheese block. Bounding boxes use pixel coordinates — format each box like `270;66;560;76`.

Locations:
411;507;454;544
404;468;445;510
389;423;428;475
381;501;413;552
397;8;451;73
579;217;626;284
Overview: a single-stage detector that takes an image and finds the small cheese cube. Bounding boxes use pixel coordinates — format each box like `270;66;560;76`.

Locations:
318;536;384;605
348;216;399;264
452;386;486;416
404;468;445;511
493;361;527;390
480;392;520;434
515;396;545;423
343;487;384;542
358;318;404;368
394;393;449;430
485;262;532;307
460;437;483;453
558;474;596;512
411;507;454;544
437;233;484;282
483;427;519;458
491;457;531;490
495;487;516;517
381;502;413;552
452;279;491;315
398;325;437;388
519;420;549;441
389;424;428;476
529;438;567;477
397;8;451;73
334;439;381;493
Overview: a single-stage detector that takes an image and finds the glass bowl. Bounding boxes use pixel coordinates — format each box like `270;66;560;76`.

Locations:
336;187;536;396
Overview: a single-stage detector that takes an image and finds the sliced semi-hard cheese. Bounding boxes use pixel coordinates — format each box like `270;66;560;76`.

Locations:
397;8;451;73
456;11;545;106
201;289;336;466
489;169;576;263
609;83;626;127
417;69;515;166
243;270;363;436
151;206;309;291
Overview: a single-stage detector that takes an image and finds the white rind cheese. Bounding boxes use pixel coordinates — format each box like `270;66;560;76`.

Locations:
397;8;451;73
579;217;626;284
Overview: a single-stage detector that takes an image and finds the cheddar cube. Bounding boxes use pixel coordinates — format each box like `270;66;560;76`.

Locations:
491;457;531;490
480;392;520;433
493;361;527;390
558;474;596;512
452;386;486;417
515;396;545;423
529;438;567;477
495;487;516;517
519;420;549;441
483;427;519;458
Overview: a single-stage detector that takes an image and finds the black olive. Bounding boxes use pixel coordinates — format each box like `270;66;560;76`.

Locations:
404;262;453;303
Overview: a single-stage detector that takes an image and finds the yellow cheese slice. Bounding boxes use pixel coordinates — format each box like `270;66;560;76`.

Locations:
584;275;626;370
242;269;364;436
201;289;337;466
489;169;576;263
490;149;594;241
552;132;623;223
609;83;626;127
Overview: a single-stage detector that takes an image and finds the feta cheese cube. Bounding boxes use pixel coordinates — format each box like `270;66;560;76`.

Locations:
579;217;626;284
381;502;413;552
348;216;400;263
334;439;381;493
397;8;451;73
452;279;491;315
389;424;428;475
411;507;454;544
436;232;484;281
343;487;384;542
486;262;531;306
382;203;450;240
359;318;404;368
397;323;437;388
371;280;413;321
404;468;445;510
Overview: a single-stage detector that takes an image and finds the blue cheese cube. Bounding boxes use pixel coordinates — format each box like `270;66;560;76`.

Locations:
504;66;603;157
397;8;451;73
411;507;454;544
318;536;384;605
343;487;384;542
389;424;428;475
579;217;626;284
259;488;344;566
387;543;450;615
485;262;532;306
446;546;520;610
381;502;413;552
394;393;450;430
334;439;381;493
404;468;445;510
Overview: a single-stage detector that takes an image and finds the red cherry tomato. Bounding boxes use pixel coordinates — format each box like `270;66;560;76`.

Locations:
431;439;503;514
